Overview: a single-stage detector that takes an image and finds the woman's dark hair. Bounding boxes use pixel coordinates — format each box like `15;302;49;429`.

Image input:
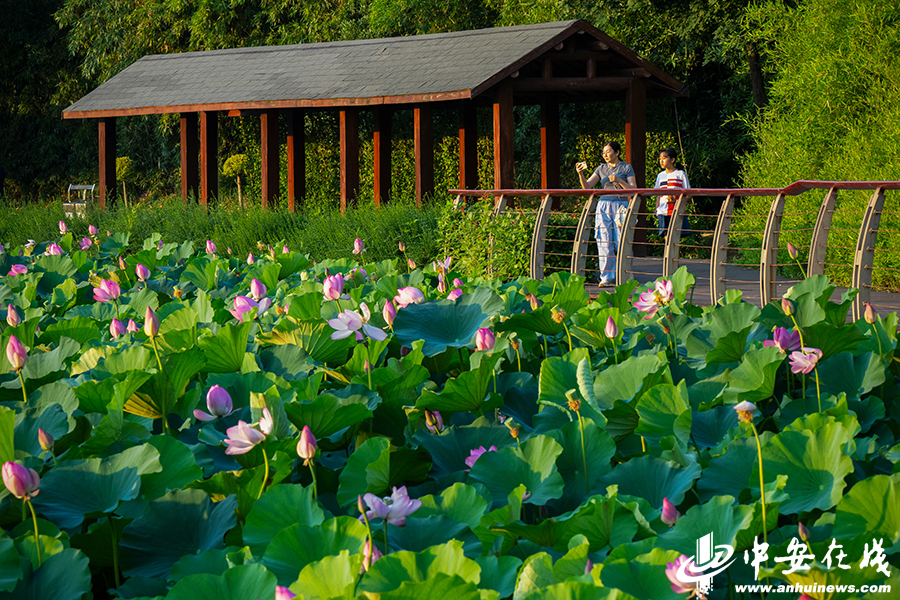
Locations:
660;147;685;171
604;141;622;154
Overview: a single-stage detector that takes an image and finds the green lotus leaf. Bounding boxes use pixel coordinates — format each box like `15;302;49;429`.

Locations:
817;352;885;399
525;582;640;600
289;550;361;600
165;563;275;600
495;513;580;551
552;540;591;581
336;436;391;507
275;251;310;280
179;256;218;291
415;352;502;414
0;533;22;593
137;436;203;503
358;573;485;600
599;455;701;507
358;540;480;594
722;345;784;403
40;316;101;348
758;562;888;600
833;474;900;547
753;413;856;514
14;402;68;458
387;515;470;553
416;482;491;529
592;353;671;409
696;435;760;502
468;434;564;508
0;407;12;465
474;555;521;599
18;337;79;383
258;344;314;380
262;517;367;586
91;345;154;377
32;254;78;295
534;351;605;426
197;321;252;373
257;318;353;366
691;404;739;449
243;484;325;557
243;262;281;293
413;416;516;478
392;286;504;356
6;546;91;600
802;322;866;359
119;489;238;578
496;304;565;336
170;548;231;582
599;547;685;600
546;417;617;509
283;385;379;440
634;382;692;447
655;495;754;555
118;288;160;321
32;444;162;528
513;552;555;599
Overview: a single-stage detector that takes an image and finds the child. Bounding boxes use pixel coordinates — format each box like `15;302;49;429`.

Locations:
654;148;690;236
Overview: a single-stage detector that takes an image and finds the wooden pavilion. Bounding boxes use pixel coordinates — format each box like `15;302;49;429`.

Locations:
62;19;687;214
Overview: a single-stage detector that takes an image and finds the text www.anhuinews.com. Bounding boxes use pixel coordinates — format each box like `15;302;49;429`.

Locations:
733;583;891;594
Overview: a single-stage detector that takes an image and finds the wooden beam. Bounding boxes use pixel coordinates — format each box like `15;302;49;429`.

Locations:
511;77;632;93
540;95;560;190
373;107;392;206
340;108;360;214
625;78;647;256
180;113;199;203
458;103;478;190
261;110;280;210
98;117;116;210
414;106;434;205
286;108;304;212
493;81;514;189
200;111;218;207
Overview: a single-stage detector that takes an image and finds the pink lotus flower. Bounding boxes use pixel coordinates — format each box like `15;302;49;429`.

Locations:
247;252;255;264
135;264;150;282
38;428;54;451
661;497;681;526
605;317;618;339
249;278;267;301
352;238;364;255
789;347;822;374
361;486;422;526
8;264;27;276
465;445;498;469
6;335;26;371
383;301;396;327
329;303;387;341
45;243;62;256
126;319;139;333
447;289;463;301
6;304;20;328
323;274;345;301
224;420;266;455
475;328;495;351
2;462;40;500
88;224;99;236
274;586;297;600
433;256;452;275
666;555;706;598
634;279;674;318
194;385;234;421
763;327;801;353
394;287;424;308
109;319;127;339
425;410;444;433
296;426;317;465
157;240;164;250
79;237;92;250
59;221;67;235
144;306;159;338
452;278;463;288
361;538;383;572
93;280;122;303
258;407;274;436
282;245;290;254
229;295;271;322
437;274;448;294
206;240;216;255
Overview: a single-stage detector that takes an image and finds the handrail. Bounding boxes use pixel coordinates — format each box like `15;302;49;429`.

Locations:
451;180;900;319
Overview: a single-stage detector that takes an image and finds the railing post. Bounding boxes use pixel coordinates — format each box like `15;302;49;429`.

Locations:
493;194;507;217
488;194;506;279
808;187;838;277
615;193;642;284
529;193;554;280
760;193;786;305
710;195;735;304
851;187;885;320
570;194;597;277
662;192;688;278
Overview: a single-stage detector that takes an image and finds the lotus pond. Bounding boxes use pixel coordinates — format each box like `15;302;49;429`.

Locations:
0;228;898;600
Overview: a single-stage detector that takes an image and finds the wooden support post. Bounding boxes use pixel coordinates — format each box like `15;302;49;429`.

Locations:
98;117;117;210
625;78;647;256
373;107;392;206
286;108;305;212
540;94;560;190
261;110;280;210
200;111;218;207
458;103;478;190
414;106;434;206
493;81;514;189
180;113;199;203
340;108;360;214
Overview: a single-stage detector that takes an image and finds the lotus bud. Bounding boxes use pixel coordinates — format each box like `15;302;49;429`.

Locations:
110;318;127;339
206;240;216;254
135;263;150;282
259;407;274;436
38;428;54;452
865;303;877;324
6;335;26;372
798;522;810;542
6;304;20;328
126;319;139;333
447;289;463;301
585;559;593;575
1;461;40;500
297;425;317;464
452;278;463;288
282;244;290;254
201;385;233;421
358;495;366;515
8;264;27;276
352;238;364;255
361;539;383;572
734;400;757;424
117;255;126;271
383;301;396;327
398;241;406;252
787;242;799;260
46;243;63;256
781;297;794;316
246;252;255;264
425;410;444;433
250;278;267;301
605;316;618;339
157;240;164;250
364;360;372;375
144;306;159;338
475;328;495;351
551;306;567;323
59;221;67;235
88;224;98;236
407;258;416;270
527;293;541;310
661;497;681;526
274;586;297;600
438;274;447;294
323;274;345;301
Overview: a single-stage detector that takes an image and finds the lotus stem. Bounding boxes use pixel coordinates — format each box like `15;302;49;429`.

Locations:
308;459;318;501
814;366;822;412
577;410;589;495
367;345;373;390
26;499;41;567
794;257;807;279
750;422;768;546
514;344;522;373
563;322;573;353
17;370;27;404
256;449;269;500
789;314;806;348
150;337;169;436
109;515;120;588
641;436;647;453
382;519;389;556
113;299;120;320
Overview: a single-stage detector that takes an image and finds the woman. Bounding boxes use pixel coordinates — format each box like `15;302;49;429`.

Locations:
654;148;691;236
576;141;636;285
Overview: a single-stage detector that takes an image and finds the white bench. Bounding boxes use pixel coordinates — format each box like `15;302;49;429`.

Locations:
64;184;95;218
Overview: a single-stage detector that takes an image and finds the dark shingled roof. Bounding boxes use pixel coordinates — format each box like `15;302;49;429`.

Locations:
63;20;685;118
